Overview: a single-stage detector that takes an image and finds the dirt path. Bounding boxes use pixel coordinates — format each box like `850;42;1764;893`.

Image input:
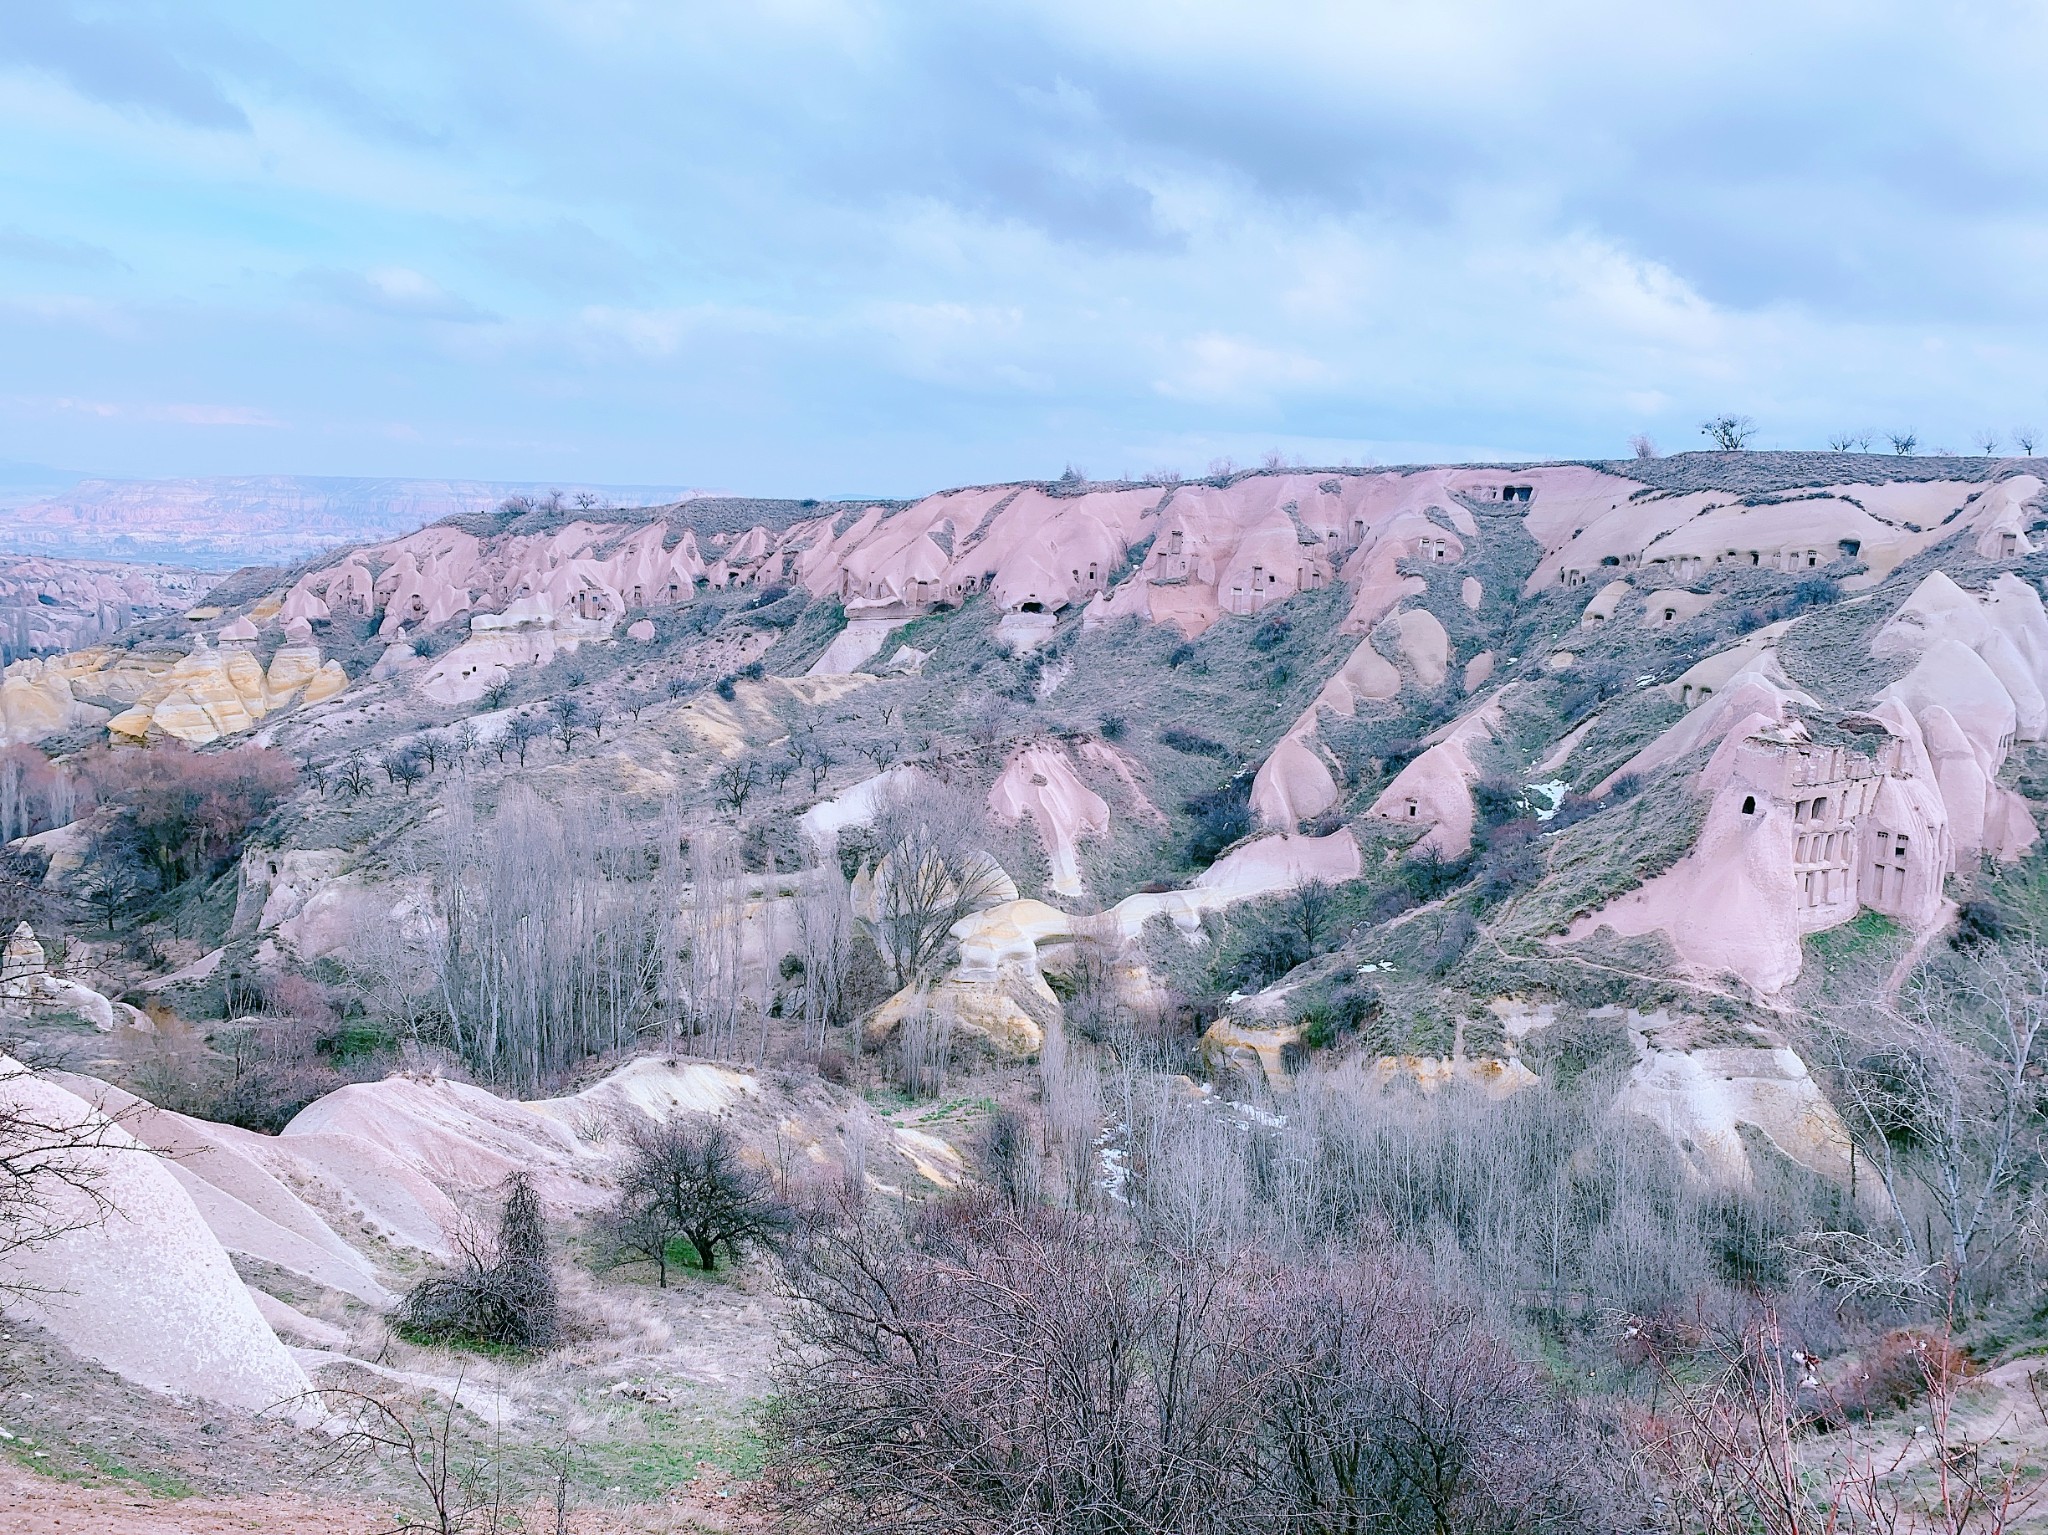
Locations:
0;1469;764;1533
1878;899;1956;1005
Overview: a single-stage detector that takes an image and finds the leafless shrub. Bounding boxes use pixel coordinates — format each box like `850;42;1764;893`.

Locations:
1636;1308;2047;1535
764;1200;1622;1534
396;1172;558;1350
1630;433;1659;459
297;1373;505;1535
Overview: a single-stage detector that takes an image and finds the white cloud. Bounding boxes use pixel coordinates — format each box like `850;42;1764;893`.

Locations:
1154;334;1337;407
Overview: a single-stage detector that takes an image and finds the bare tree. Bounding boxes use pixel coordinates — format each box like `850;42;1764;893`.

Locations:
415;731;446;774
1629;433;1658;459
383;749;426;795
796;850;852;1050
1890;429;1920;456
894;988;958;1099
602;1119;791;1275
428;786;667;1089
713;757;759;817
864;784;1009;987
336;755;372;799
2015;426;2037;456
506;712;544;766
78;839;140;930
685;827;745;1056
1285;878;1335;953
549;695;582;754
1824;944;2048;1300
1701;415;1756;450
1829;432;1874;452
1977;429;2003;456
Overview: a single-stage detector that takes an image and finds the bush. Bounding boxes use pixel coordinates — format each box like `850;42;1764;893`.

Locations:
397;1172;558;1350
1833;1329;1972;1420
1422;911;1478;976
1099;714;1127;741
765;1204;1614;1535
1953;898;2010;949
1473;835;1544;906
1297;982;1384;1051
1184;779;1252;867
1473;778;1524;829
1251;616;1292;652
1161;727;1229;758
1401;847;1470;903
1218;922;1309;993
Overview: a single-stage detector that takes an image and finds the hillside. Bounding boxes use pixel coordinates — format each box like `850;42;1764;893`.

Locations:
5;448;2048;1529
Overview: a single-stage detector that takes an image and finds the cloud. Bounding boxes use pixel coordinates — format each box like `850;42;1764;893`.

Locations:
1154;335;1337;407
3;2;2048;485
0;4;248;130
26;397;280;428
0;226;125;272
305;267;498;323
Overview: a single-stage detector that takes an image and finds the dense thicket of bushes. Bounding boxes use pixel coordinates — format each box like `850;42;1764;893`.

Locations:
84;741;297;887
766;1198;1634;1535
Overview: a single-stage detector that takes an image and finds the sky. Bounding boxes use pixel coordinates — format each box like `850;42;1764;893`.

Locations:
2;1;2046;497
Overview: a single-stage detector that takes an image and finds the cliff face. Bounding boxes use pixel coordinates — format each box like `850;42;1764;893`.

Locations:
27;451;2048;1005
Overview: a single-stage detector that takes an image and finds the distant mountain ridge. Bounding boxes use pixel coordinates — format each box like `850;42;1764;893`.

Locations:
0;475;706;567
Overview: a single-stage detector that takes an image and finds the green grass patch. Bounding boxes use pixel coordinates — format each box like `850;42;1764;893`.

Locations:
569;1400;764;1501
1803;907;1903;966
4;1439;195;1498
913;1095;996;1125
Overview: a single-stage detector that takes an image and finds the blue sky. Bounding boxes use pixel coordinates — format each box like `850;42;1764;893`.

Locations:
2;1;2045;495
